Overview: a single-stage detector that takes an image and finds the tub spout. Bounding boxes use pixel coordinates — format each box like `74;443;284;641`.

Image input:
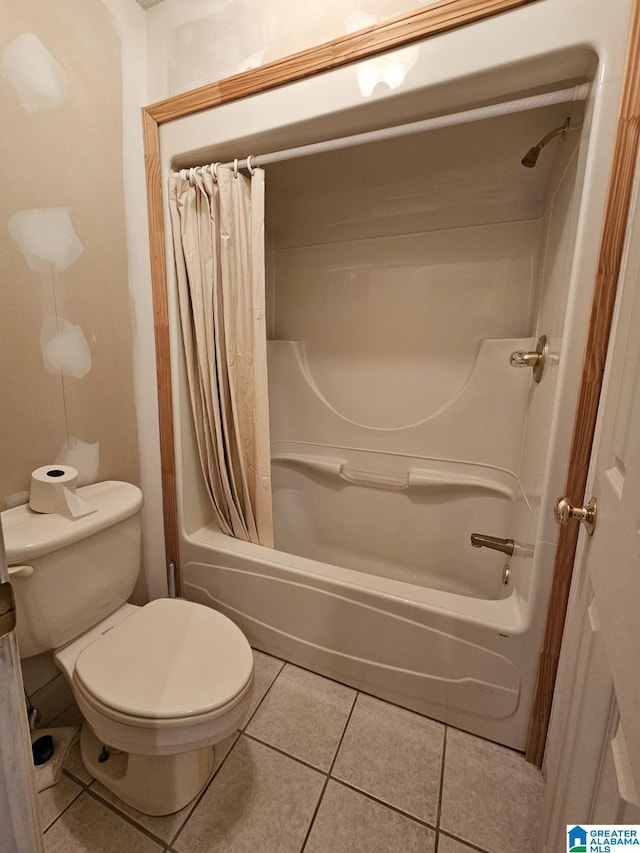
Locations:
470;533;514;557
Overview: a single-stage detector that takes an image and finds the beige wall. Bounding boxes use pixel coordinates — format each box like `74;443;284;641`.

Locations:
0;0;139;508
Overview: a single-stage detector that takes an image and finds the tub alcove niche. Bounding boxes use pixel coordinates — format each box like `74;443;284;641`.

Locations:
150;3;630;754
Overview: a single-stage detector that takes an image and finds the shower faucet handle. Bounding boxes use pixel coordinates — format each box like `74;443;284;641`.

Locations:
509;351;539;367
509;334;549;384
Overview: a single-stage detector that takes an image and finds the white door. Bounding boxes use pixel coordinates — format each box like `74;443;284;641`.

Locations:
542;161;640;845
0;528;43;853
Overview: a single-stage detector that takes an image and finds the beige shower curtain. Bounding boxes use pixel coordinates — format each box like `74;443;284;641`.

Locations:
168;166;273;547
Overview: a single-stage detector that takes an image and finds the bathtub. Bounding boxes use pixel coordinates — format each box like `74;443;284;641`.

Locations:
181;523;542;751
180;333;545;750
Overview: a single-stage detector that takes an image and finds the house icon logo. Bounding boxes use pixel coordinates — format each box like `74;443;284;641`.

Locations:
568;826;587;852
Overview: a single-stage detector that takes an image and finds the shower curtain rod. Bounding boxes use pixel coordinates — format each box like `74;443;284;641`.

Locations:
174;83;590;177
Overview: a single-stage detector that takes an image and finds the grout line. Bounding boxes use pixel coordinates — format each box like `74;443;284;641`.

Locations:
299;770;331;851
84;787;175;848
82;734;242;850
168;730;242;847
445;718;530;760
170;652;289;847
257;648;460;754
243;721;439;836
41;783;84;834
299;689;359;852
436;725;448;831
434;729;506;853
43;783;142;845
437;829;495;853
62;767;93;789
252;647;285;665
434;725;448;853
327;688;358;776
330;778;438;833
240;664;448;838
28;671;67;697
241;655;286;731
280;652;416;706
242;730;329;776
252;650;356;697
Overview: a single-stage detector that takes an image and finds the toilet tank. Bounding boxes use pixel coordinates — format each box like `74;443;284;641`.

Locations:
1;481;143;659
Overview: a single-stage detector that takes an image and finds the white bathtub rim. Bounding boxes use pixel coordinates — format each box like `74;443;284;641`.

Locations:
182;525;528;634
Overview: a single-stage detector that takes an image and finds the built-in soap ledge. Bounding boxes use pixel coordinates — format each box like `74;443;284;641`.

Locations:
272;449;516;498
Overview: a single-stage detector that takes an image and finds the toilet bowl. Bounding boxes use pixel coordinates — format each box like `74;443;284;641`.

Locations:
56;598;254;755
55;598;254;814
2;480;255;815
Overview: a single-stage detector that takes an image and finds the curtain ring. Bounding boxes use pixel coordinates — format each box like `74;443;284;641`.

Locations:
233;158;239;178
246;155;256;176
188;167;196;183
212;162;220;179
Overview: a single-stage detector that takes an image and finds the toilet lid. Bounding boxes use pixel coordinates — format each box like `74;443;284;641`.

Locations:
73;599;254;719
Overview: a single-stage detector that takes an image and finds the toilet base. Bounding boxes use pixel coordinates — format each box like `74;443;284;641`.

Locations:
80;723;216;815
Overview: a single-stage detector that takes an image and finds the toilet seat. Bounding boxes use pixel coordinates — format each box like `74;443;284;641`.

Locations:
73;598;253;720
74;665;253;729
56;598;255;755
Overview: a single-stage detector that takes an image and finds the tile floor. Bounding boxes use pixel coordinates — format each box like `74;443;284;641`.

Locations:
39;649;544;853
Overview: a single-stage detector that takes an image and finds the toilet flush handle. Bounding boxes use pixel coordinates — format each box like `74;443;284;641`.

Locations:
8;565;34;579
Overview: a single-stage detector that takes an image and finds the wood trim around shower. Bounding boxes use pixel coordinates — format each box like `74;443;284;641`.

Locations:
525;0;640;765
144;0;537;124
140;0;640;763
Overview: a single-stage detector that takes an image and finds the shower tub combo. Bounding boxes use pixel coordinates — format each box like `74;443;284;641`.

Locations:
160;1;629;750
184;337;538;748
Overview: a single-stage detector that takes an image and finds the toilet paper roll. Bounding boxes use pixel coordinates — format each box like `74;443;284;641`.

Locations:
29;465;94;518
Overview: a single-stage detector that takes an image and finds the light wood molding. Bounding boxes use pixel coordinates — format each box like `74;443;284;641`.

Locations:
525;0;640;765
142;109;180;594
145;0;537;124
142;0;539;592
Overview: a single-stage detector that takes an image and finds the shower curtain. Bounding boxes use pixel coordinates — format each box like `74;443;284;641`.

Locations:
168;166;273;547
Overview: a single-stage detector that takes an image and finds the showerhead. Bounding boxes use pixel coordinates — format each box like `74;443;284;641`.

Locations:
521;117;571;168
521;146;542;168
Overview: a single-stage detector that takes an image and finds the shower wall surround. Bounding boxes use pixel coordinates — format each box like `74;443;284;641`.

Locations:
0;0;139;509
262;101;583;602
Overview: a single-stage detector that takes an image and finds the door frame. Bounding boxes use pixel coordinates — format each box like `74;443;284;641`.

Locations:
140;0;640;765
540;125;640;843
524;0;640;763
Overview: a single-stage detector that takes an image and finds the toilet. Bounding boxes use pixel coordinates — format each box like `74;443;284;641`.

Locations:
2;480;254;816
